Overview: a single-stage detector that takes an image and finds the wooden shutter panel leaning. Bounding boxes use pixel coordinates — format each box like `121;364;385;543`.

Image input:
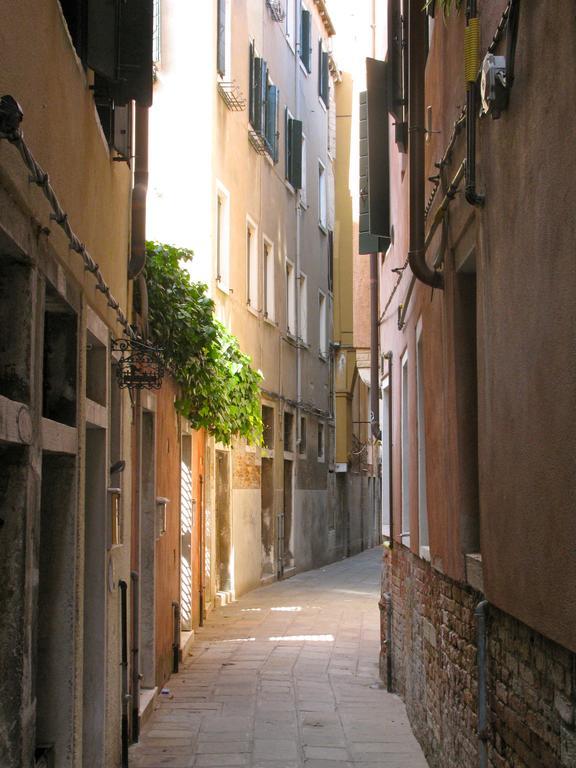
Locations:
290;119;303;189
300;10;311;73
115;0;154;106
86;0;118;82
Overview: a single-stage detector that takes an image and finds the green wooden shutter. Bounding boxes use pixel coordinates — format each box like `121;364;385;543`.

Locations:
265;85;278;161
366;57;390;242
285;108;291;179
86;0;118;81
115;0;154;106
318;43;329;105
300;10;311;72
249;43;255;126
253;56;263;131
290;119;303;189
217;0;226;76
259;59;268;135
359;91;386;255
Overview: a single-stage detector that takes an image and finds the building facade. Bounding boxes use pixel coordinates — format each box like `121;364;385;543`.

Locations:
375;1;576;766
0;1;153;766
148;0;345;606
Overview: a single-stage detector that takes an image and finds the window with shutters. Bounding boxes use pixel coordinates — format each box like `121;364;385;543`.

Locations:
318;40;329;107
216;183;230;291
263;239;275;322
318;291;327;357
248;42;278;161
300;134;307;206
285;0;296;50
298;273;307;344
217;0;231;79
299;4;312;73
58;0;153;154
246;218;259;310
286;260;296;336
285;109;303;189
317;422;325;462
318;160;327;231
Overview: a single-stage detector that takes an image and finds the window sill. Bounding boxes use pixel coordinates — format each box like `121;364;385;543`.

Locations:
216;281;231;296
419;545;431;562
263;314;277;328
246;303;260;318
298;59;310;77
318;352;328;362
285;179;296;195
318;96;328;113
317;455;325;463
318;222;328;235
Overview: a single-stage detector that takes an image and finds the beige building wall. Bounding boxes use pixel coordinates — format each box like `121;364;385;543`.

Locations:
0;1;136;766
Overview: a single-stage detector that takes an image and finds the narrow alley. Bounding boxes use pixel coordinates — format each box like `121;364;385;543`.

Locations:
130;548;428;768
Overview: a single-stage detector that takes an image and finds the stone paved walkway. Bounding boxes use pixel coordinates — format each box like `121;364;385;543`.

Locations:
130;547;428;768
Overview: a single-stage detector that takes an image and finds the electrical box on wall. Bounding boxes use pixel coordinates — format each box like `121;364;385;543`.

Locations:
480;54;508;119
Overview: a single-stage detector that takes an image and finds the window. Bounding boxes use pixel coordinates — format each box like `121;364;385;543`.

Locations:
401;350;410;544
286;260;296;335
285;0;296;49
246;219;258;309
217;0;231;78
318;39;329;106
300;134;308;206
317;421;325;461
284;411;294;452
285;109;303;189
263;239;275;321
216;184;230;290
327;230;334;293
416;320;429;553
318;291;327;357
299;4;312;72
262;405;275;449
249;43;279;161
299;416;307;454
298;273;307;344
152;0;161;64
381;378;391;537
318;160;327;230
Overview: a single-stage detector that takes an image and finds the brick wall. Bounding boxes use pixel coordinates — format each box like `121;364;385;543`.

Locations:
381;547;576;768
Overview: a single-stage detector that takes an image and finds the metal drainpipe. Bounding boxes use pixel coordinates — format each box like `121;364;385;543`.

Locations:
408;0;444;290
465;0;484;206
130;570;140;743
385;352;393;547
128;105;149;279
119;580;129;768
475;600;489;768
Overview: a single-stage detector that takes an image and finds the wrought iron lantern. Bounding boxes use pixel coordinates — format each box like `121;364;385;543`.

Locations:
112;337;165;390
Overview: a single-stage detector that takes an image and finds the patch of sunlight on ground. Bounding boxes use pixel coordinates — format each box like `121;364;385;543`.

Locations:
270;606;302;612
268;634;335;642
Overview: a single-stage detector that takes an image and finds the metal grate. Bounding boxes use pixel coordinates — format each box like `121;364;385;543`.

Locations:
248;129;269;155
217;81;247;111
266;0;286;22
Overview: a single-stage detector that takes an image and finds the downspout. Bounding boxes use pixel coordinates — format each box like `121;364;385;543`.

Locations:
128;105;149;280
464;0;484;206
408;0;443;290
119;580;129;768
172;602;180;674
385;352;393;548
475;600;489;768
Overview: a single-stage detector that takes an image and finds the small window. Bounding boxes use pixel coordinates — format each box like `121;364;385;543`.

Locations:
262;405;275;449
285;0;296;48
286;260;296;335
299;416;307;454
285;109;303;189
299;5;312;72
284;411;294;451
298;273;307;344
317;421;325;461
401;350;410;545
216;184;230;290
318;160;327;230
217;0;231;78
318;40;329;106
263;239;275;321
246;219;258;309
318;291;327;357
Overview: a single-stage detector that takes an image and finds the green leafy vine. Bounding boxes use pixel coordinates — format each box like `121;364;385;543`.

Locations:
145;241;263;445
426;0;463;17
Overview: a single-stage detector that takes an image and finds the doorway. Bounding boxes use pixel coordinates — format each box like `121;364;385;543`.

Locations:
215;450;231;593
279;459;294;577
180;434;193;631
260;458;274;579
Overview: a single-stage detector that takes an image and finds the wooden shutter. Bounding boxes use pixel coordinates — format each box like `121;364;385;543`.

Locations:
300;9;311;72
249;43;255;126
285;108;291;179
253;56;263;131
217;0;226;76
86;0;118;81
319;44;329;105
115;0;154;106
290;119;303;189
366;57;390;242
359;91;386;255
265;85;279;161
259;59;268;135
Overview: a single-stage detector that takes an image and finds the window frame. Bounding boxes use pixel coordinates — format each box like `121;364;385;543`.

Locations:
285;259;296;337
246;216;259;312
318;289;327;358
298;272;308;344
416;318;429;558
263;237;275;323
401;348;410;546
317;421;325;462
215;182;231;292
318;159;327;231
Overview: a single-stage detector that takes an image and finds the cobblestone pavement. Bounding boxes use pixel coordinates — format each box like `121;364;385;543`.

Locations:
130;547;429;768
